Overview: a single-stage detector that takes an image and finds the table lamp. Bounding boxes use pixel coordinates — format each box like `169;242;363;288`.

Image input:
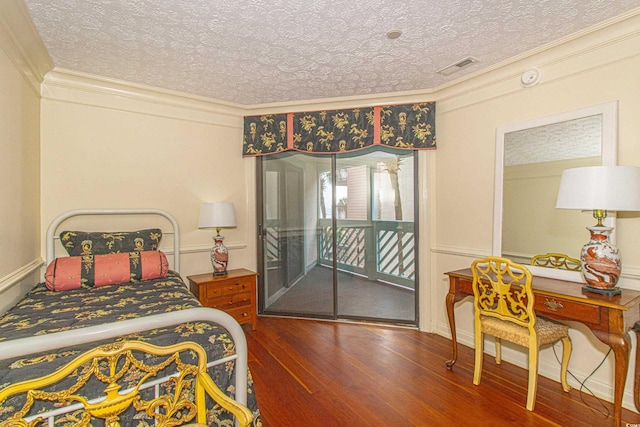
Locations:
198;202;236;275
555;166;640;295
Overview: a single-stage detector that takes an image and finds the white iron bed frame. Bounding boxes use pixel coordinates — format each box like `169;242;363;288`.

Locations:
0;208;249;424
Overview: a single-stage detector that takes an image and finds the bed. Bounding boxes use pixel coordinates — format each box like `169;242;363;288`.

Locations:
0;209;260;427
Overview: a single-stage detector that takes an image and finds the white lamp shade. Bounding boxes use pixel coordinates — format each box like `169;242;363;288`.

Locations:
556;166;640;211
198;202;237;229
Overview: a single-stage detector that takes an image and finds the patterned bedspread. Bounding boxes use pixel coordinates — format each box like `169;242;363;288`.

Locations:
0;272;261;426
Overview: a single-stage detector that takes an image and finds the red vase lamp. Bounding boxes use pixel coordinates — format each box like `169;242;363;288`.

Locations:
198;202;237;276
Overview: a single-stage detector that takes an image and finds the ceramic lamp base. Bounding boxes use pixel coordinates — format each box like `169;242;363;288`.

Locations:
210;235;229;276
580;225;621;294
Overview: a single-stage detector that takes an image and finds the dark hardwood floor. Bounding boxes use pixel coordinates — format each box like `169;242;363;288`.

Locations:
246;316;640;426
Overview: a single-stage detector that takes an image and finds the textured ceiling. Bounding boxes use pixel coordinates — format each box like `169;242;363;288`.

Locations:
23;0;640;106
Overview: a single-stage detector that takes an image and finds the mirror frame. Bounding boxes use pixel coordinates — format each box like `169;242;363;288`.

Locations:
493;101;618;281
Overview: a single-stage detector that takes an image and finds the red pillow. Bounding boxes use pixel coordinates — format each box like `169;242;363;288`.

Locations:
45;251;169;291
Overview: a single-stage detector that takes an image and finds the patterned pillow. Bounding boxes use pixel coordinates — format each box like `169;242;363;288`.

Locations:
60;229;162;256
45;251;169;291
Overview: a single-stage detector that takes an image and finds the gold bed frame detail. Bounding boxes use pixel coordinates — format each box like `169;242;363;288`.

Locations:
530;253;581;271
0;340;253;427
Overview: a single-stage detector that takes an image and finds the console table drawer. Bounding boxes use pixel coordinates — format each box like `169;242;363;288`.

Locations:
535;296;600;324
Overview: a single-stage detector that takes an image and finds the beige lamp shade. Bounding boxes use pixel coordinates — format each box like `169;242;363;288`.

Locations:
198;202;237;230
556;166;640;211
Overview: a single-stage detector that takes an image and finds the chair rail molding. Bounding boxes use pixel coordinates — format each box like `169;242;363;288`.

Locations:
0;258;44;294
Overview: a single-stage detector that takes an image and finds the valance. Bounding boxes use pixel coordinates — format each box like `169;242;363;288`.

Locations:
242;102;435;157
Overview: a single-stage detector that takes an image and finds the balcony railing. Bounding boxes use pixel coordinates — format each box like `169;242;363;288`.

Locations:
265;219;415;290
319;219;415;289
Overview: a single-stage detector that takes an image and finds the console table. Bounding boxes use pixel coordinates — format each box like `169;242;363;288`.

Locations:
445;268;640;425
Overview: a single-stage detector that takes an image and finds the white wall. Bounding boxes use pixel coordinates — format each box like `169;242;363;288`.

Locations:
38;72;257;281
432;12;640;411
0;1;51;312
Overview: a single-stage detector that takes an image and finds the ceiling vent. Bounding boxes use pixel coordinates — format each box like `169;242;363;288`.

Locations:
437;57;480;76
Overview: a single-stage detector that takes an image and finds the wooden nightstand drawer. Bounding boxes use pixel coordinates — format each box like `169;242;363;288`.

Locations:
205;284;224;299
187;269;258;330
207;292;252;309
225;306;253;323
221;277;254;296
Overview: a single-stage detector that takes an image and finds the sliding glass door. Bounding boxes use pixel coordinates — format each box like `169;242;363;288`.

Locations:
258;153;334;317
257;149;417;325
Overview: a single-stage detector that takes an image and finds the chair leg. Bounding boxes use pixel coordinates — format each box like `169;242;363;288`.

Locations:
526;346;539;411
495;337;502;364
560;336;572;392
473;330;483;385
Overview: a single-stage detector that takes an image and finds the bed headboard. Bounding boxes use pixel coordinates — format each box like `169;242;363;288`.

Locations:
46;209;180;272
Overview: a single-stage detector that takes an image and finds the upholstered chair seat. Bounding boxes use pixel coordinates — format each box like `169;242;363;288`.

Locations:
480;315;570;348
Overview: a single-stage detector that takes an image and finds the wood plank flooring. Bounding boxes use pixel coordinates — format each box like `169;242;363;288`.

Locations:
246;316;640;426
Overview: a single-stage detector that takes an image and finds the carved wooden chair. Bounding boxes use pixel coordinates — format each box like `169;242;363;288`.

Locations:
0;340;253;427
471;256;572;411
530;253;581;271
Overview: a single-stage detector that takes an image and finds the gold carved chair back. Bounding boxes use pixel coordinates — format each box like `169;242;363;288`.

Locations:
471;256;572;411
472;256;535;329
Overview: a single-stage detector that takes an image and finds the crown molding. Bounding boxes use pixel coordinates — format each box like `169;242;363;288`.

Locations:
0;1;53;96
243;88;437;116
42;68;245;127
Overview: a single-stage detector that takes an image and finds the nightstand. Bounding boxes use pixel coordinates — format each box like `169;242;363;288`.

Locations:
187;268;257;330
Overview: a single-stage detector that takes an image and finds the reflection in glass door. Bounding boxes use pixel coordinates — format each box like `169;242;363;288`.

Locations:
258;149;417;325
259;153;334;317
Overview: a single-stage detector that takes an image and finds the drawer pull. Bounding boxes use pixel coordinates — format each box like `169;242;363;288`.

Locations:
544;299;564;311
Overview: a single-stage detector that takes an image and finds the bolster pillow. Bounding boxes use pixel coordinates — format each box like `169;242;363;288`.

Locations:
45;250;169;291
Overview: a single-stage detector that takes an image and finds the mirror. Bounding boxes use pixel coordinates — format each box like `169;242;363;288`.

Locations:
493;102;618;281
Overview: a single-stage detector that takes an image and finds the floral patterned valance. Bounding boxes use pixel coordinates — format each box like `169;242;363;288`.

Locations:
242;102;435;156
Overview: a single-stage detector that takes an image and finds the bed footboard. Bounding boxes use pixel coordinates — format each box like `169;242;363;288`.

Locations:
0;308;250;424
0;339;252;427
